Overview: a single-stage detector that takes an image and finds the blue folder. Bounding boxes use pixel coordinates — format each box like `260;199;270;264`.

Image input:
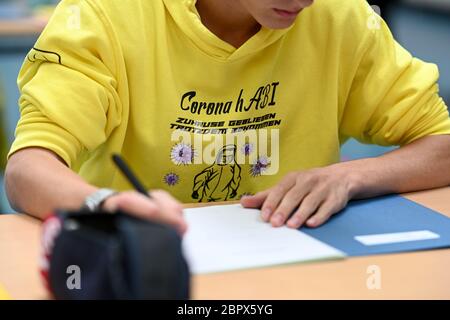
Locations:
301;195;450;256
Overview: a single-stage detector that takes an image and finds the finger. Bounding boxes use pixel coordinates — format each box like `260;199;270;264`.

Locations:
306;200;345;228
104;192;161;219
286;193;324;229
270;185;309;227
261;174;296;222
105;192;187;235
240;189;270;208
151;190;187;234
151;189;184;216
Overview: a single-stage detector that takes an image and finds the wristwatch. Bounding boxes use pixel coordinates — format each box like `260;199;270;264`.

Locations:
83;189;118;212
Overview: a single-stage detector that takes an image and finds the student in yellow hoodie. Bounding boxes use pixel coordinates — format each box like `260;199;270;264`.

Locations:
5;0;450;233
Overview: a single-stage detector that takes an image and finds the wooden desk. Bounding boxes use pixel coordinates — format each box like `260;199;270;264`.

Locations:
1;187;449;300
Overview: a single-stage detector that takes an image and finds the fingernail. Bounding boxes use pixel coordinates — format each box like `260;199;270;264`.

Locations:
307;218;315;226
262;208;271;221
288;217;300;228
272;214;283;227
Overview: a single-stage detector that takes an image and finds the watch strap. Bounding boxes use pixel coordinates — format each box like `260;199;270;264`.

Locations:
83;189;118;212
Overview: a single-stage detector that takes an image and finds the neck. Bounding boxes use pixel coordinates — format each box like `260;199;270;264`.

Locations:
196;0;261;48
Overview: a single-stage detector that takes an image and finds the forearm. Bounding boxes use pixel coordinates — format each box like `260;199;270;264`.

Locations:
5;148;97;219
338;135;450;199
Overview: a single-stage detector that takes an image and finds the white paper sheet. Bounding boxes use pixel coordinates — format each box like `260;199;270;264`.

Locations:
182;204;345;274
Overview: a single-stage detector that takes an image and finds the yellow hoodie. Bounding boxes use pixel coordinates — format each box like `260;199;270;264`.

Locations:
9;0;450;203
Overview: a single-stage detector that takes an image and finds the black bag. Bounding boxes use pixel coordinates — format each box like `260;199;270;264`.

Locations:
42;210;190;300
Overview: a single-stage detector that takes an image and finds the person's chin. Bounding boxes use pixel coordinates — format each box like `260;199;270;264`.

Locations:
264;18;298;30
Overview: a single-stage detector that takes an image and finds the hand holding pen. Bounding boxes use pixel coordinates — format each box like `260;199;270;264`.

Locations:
99;154;187;234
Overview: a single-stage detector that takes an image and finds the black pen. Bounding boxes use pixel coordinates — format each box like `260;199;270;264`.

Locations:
112;154;151;198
